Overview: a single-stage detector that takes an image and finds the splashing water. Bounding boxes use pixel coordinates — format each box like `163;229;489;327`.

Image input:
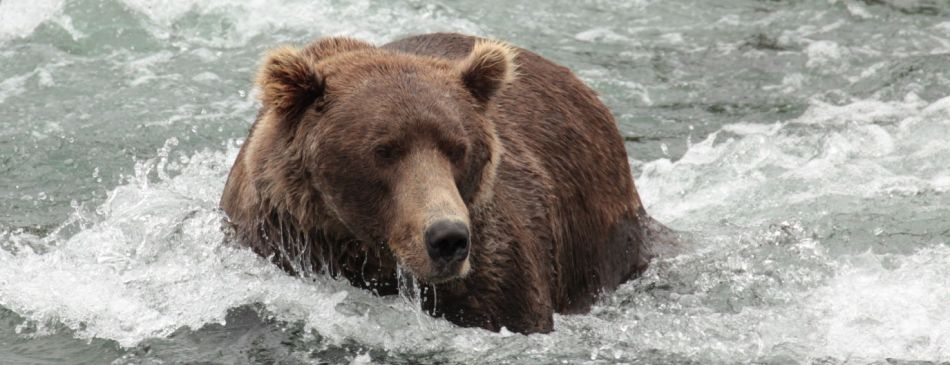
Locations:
2;0;950;363
2;90;947;365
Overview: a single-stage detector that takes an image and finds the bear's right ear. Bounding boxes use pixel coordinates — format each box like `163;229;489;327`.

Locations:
257;38;375;120
256;46;324;120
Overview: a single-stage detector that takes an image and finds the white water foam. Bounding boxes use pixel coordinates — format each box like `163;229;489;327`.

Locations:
0;95;948;362
1;0;481;47
121;0;482;47
0;0;64;40
630;94;950;361
0;139;492;353
638;93;950;228
0;71;32;103
810;246;950;360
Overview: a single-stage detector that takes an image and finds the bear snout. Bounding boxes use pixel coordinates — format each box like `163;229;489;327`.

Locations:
424;219;470;265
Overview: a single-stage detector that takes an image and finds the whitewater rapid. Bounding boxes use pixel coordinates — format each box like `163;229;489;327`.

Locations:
2;0;949;363
2;95;948;362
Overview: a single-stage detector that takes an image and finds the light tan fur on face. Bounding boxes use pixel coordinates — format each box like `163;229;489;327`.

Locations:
389;148;471;281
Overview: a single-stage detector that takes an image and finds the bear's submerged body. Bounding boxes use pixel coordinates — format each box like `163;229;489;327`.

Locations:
222;33;667;333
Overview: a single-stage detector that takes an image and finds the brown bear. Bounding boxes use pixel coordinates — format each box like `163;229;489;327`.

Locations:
221;32;668;333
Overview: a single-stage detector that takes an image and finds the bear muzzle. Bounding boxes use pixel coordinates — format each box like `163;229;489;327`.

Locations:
423;219;471;282
425;219;469;262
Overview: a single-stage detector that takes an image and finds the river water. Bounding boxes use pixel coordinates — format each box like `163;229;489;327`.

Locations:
1;0;949;363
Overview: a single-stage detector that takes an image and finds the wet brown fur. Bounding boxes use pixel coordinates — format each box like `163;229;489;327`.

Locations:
221;33;665;333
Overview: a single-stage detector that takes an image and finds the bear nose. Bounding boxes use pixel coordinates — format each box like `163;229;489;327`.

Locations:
425;219;470;263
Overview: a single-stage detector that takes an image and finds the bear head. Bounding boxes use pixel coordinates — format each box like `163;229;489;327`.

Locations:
244;37;516;283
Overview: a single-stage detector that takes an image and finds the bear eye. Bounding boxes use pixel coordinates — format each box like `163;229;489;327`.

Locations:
447;144;467;163
374;144;397;161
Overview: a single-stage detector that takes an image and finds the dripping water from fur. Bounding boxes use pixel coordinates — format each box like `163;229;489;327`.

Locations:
396;264;429;326
3;0;950;363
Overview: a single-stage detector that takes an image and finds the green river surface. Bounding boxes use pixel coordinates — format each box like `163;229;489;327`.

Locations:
1;0;950;363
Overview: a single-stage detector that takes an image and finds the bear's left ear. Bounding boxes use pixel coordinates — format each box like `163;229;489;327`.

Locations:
256;46;324;120
457;40;518;105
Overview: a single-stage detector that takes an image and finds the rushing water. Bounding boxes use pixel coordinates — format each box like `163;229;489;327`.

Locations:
1;0;949;363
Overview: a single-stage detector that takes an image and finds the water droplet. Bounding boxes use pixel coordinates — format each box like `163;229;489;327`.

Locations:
238;89;247;97
660;143;669;156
